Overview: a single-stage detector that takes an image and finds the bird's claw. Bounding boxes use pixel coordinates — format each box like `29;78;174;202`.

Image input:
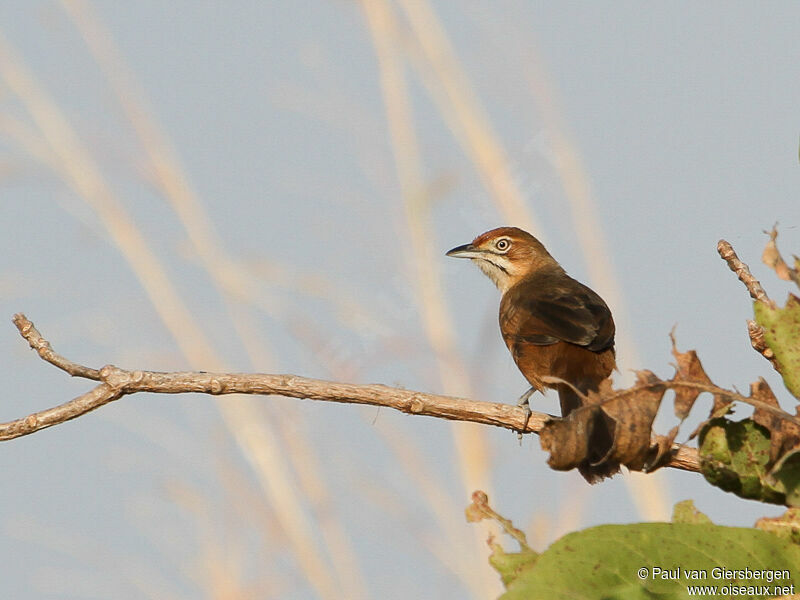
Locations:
516;387;535;442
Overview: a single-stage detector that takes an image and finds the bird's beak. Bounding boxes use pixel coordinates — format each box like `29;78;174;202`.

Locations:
446;243;482;259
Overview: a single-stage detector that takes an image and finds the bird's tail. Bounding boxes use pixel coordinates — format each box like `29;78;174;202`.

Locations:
557;383;619;483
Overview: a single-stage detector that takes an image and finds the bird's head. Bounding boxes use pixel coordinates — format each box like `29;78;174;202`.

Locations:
446;227;558;292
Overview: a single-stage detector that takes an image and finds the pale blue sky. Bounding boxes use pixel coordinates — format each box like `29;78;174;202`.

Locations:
1;2;799;598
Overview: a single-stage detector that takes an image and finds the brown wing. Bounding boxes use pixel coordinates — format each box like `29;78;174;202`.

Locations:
499;270;615;353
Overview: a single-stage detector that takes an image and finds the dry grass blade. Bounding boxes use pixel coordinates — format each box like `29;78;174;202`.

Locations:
360;0;489;490
0;32;215;367
52;3;371;594
0;112;53;165
521;38;669;517
55;12;369;592
378;425;493;593
361;2;497;596
396;0;537;233
396;0;669;519
0;28;345;598
61;0;385;344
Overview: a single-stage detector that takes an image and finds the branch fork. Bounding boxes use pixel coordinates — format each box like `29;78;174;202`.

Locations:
4;313;701;473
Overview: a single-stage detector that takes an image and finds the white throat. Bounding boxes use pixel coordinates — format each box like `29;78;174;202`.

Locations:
474;257;512;293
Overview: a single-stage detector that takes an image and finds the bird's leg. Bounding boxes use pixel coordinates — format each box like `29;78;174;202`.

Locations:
516;386;535;441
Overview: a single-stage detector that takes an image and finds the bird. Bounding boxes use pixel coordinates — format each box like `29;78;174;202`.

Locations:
446;226;617;481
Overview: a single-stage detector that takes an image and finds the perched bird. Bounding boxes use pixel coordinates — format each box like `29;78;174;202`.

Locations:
446;226;617;481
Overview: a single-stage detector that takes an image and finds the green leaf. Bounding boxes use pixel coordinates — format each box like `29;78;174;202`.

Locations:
698;418;785;505
753;295;800;399
768;449;800;507
671;500;712;524
498;523;800;600
489;544;539;587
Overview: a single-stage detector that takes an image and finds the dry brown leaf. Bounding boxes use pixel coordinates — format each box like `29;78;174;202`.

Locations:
540;371;666;476
670;336;732;423
763;227;800;289
670;335;714;419
539;407;595;471
667;338;732;441
598;370;666;471
751;378;800;464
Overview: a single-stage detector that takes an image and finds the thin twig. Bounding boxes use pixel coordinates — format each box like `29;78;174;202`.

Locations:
717;239;783;373
467;491;531;551
12;313;101;380
545;372;800;427
717;239;772;305
611;379;798;426
0;383;122;441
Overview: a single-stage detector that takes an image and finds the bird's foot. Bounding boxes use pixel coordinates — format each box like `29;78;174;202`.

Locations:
516;387;535;442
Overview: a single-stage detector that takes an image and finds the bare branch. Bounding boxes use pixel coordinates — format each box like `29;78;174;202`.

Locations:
5;314;701;474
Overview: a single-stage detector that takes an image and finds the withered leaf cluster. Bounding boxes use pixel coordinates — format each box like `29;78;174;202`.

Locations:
539;340;742;478
540;230;800;495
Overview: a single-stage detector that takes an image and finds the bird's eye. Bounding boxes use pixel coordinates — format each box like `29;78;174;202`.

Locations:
495;238;511;252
